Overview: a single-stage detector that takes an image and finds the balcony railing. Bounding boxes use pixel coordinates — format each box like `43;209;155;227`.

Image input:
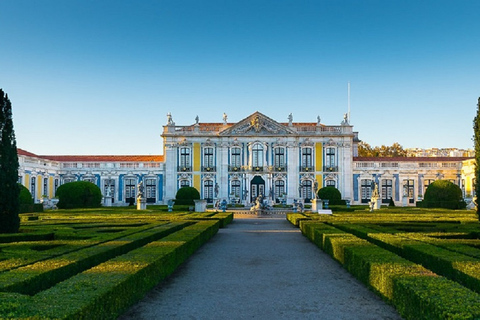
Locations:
228;165;243;172
323;166;338;172
202;166;216;172
177;166;192;172
300;166;315;172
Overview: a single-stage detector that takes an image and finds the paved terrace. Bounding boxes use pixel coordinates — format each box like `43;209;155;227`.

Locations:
120;215;402;320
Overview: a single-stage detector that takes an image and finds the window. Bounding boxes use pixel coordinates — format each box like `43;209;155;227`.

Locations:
231;180;241;198
301;148;312;169
180;180;190;187
204;180;214;203
403;179;414;203
424;179;435;194
231;148;241;168
125;178;136;204
180;147;190;168
146;178;156;203
301;180;313;202
43;178;48;196
274;180;285;201
64;177;75;183
274;148;285;169
203;147;214;168
54;179;59;196
381;179;392;203
361;179;372;203
83;176;95;184
30;177;36;201
326;180;335;187
252;144;264;168
326;148;335;168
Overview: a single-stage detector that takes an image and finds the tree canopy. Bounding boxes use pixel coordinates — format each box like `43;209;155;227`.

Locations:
474;97;480;219
0;89;20;233
358;141;407;157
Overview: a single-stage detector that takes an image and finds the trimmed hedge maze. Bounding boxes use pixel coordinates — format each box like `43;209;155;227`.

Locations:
0;209;233;319
287;210;480;320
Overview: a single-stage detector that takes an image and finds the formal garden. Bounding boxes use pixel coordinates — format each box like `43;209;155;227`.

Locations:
0;208;233;319
287;208;480;320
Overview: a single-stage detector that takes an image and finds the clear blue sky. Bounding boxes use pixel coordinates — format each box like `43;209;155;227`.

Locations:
1;0;479;155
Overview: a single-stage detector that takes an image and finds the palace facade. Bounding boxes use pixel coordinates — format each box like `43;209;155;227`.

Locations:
17;111;475;207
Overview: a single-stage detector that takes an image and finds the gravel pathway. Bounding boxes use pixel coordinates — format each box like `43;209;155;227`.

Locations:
119;217;403;320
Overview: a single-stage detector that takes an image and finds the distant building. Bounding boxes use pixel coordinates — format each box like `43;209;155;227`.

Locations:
17;111;475;207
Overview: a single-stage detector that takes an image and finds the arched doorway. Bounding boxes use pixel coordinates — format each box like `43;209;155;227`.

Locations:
250;175;265;202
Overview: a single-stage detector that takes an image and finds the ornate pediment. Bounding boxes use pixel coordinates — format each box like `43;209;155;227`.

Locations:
219;112;295;136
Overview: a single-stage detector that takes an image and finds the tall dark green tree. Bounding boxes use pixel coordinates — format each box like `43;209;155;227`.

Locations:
0;89;20;233
474;97;480;220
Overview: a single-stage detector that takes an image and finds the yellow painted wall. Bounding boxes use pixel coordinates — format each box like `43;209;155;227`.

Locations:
193;143;201;171
315;174;323;186
49;177;54;198
24;173;30;190
193;174;201;192
37;176;42;199
315;142;323;171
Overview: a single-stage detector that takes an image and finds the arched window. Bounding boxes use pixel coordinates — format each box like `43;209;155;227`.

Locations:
326;180;335;187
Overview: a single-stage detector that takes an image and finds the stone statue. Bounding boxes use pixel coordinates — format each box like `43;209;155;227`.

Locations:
195;115;199;124
167;112;174;125
137;181;144;198
223;113;228;124
313;180;319;199
288;113;293;125
317;116;321;126
214;183;219;198
341;113;348;125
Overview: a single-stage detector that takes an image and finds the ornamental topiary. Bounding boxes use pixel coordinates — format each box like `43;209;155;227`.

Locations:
423;180;465;209
175;186;200;205
18;183;34;213
317;186;343;205
56;181;102;209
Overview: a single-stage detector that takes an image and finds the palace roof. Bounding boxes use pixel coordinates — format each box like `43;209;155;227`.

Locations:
17;148;164;162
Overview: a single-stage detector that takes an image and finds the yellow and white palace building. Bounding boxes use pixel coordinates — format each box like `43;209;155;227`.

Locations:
17;111;475;206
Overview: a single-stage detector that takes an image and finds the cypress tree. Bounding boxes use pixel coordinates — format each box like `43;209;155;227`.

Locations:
474;97;480;221
0;89;20;233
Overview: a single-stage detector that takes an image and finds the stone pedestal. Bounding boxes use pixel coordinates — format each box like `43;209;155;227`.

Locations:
311;199;322;212
137;197;146;210
194;199;207;212
104;196;112;207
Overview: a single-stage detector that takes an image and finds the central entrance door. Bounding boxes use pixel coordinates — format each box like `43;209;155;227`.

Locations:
250;175;265;202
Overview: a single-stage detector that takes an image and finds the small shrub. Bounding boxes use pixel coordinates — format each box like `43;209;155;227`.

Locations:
174;186;200;205
423;180;464;209
56;181;102;209
389;198;396;207
317;187;343;205
18;184;34;213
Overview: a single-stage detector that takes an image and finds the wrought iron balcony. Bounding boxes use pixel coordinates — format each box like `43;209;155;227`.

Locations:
300;166;315;172
323;166;338;172
202;166;216;172
177;166;192;172
273;165;287;172
228;165;243;172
